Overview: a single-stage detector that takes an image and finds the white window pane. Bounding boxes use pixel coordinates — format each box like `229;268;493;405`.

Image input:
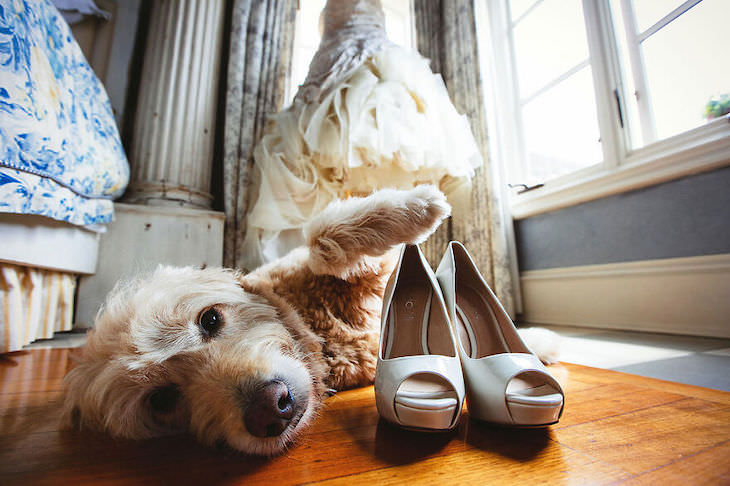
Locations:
298;0;327;45
384;0;413;48
632;0;686;33
642;0;730;140
289;0;327;101
512;0;589;99
522;67;603;184
288;0;413;103
509;0;538;22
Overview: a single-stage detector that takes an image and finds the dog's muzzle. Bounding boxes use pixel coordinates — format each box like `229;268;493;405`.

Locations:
244;380;298;438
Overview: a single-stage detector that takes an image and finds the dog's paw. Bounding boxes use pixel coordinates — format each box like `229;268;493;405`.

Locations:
401;185;451;243
305;185;451;278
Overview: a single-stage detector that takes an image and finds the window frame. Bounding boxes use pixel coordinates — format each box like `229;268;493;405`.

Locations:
478;0;730;220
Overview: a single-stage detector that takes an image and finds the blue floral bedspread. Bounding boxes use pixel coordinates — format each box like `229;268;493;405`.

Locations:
0;0;129;227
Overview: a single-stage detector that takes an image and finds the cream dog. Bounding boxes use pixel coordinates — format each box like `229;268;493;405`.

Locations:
63;186;456;455
62;186;556;456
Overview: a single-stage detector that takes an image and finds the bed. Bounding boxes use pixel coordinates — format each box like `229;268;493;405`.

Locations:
0;0;129;352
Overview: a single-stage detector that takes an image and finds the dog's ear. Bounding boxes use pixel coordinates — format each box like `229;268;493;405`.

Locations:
145;383;189;432
148;384;181;414
60;363;89;430
71;406;81;428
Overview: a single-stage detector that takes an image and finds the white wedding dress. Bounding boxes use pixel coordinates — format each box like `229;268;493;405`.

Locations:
241;0;482;270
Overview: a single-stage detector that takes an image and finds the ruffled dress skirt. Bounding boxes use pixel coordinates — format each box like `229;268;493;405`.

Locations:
242;46;482;270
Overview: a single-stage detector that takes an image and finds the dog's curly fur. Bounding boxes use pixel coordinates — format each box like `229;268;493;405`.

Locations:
62;185;459;455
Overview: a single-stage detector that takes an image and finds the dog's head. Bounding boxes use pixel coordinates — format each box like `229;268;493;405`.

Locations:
62;266;326;456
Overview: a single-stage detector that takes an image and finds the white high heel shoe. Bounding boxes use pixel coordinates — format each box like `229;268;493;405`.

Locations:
436;241;564;426
375;244;465;431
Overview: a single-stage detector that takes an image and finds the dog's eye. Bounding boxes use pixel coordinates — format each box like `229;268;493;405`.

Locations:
199;307;223;339
149;385;180;413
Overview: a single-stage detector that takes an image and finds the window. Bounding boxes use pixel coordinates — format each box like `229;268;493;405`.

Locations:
610;0;730;146
287;0;414;103
478;0;730;218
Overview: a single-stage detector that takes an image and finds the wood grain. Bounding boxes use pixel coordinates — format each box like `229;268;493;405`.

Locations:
620;440;730;485
554;398;730;475
1;350;729;485
314;443;632;485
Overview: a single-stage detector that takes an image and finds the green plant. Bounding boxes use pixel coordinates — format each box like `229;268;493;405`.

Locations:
704;93;730;119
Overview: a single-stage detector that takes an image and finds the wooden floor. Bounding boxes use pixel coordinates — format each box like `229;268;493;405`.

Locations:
1;348;729;485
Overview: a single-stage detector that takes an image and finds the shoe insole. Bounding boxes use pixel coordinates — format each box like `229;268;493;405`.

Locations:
385;280;453;359
397;374;458;401
384;280;456;400
385;280;431;359
454;283;509;358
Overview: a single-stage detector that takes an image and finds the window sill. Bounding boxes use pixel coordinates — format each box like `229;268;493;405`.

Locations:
510;115;730;220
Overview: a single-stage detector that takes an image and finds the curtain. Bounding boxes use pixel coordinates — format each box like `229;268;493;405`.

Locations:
414;0;519;317
0;264;76;353
223;0;297;269
222;0;518;317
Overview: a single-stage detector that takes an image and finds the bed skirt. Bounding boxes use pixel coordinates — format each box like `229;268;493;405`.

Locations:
0;264;76;353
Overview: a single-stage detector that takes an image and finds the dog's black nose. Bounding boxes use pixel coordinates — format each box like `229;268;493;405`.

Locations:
244;380;295;438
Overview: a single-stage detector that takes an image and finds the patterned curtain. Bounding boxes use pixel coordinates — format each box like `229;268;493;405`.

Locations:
414;0;519;317
222;0;297;269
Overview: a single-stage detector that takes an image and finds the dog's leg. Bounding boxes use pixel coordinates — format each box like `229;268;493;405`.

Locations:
304;185;451;279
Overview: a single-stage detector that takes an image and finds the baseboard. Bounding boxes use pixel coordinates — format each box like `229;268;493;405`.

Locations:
520;254;730;338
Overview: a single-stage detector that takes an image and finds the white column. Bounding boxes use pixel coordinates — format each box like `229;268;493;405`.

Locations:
125;0;225;208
